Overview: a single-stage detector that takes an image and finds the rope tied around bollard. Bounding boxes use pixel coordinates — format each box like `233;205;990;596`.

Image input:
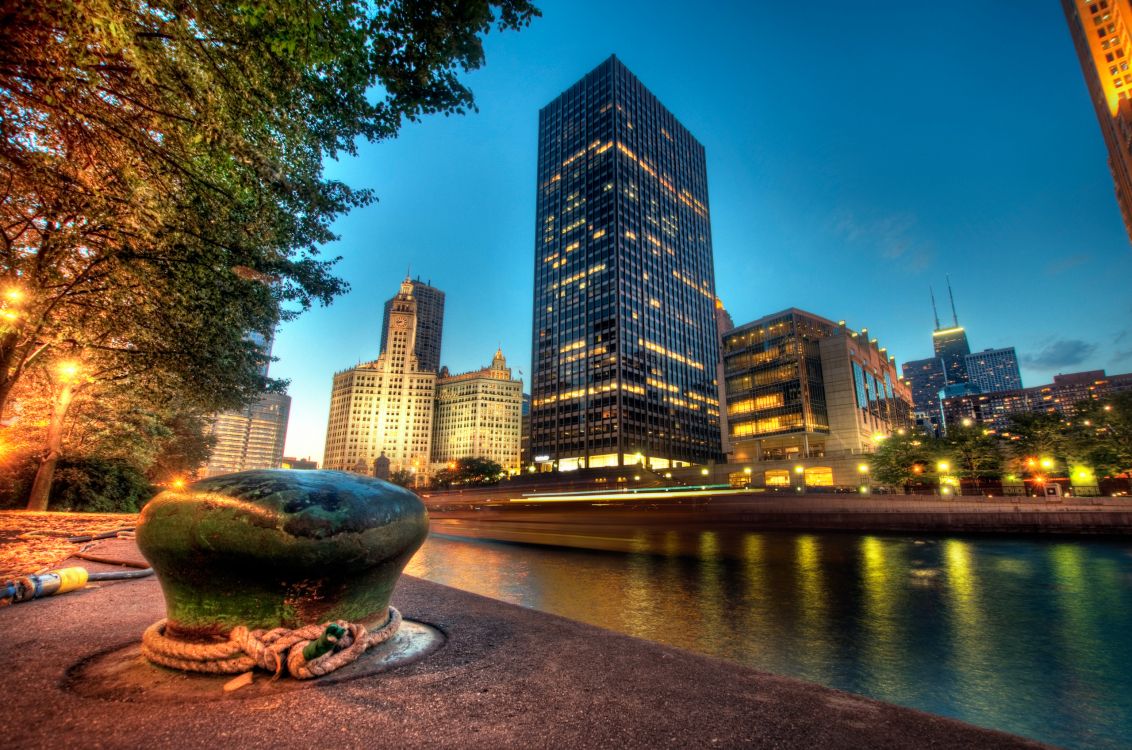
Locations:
141;607;402;681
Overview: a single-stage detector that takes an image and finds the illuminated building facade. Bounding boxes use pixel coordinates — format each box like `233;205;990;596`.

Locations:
380;278;445;373
202;392;291;477
323;278;436;482
722;309;913;473
432;349;523;474
202;332;290;477
965;347;1022;394
940;369;1132;433
529;56;721;471
1063;0;1132;242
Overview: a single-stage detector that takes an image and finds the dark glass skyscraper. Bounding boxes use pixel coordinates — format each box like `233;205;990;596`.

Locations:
932;326;971;384
529;56;721;470
380;278;444;373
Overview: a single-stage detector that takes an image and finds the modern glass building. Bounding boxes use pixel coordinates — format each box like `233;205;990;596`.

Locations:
381;278;445;373
722;309;913;469
966;347;1022;394
901;356;947;435
529;56;721;470
932;326;971;385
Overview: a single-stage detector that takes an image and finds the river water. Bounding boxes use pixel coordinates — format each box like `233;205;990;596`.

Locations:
404;529;1132;749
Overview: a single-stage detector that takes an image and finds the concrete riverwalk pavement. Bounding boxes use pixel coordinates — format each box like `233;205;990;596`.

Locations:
0;540;1050;750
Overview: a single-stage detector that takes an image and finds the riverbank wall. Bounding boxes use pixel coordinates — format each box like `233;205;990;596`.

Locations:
427;493;1132;537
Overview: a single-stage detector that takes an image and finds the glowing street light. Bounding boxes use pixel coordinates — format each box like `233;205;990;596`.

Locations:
57;360;80;383
1039;458;1054;469
857;463;870;474
937;461;950;473
793;465;805;474
743;467;752;475
961;418;973;427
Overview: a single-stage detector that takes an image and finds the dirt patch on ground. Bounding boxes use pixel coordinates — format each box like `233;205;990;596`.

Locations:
0;511;137;579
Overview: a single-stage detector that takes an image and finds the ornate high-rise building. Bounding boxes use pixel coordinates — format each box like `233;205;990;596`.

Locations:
380;278;445;373
1063;0;1132;242
529;56;721;471
323;278;437;482
431;349;523;474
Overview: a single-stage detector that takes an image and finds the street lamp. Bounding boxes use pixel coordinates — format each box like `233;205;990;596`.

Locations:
57;360;80;383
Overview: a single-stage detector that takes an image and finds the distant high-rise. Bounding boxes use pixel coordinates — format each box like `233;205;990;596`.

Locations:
381;278;445;373
941;369;1132;433
1063;0;1132;243
901;356;947;434
966;347;1023;394
202;393;290;477
432;349;523;474
202;333;289;477
930;280;971;385
324;278;436;482
529;56;721;470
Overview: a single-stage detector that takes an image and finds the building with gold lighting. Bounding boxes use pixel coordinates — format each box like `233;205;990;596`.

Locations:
1063;0;1132;242
720;309;913;488
529;56;722;472
323;278;436;482
431;349;523;474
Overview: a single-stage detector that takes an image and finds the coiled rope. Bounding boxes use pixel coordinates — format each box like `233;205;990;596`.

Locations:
141;607;402;680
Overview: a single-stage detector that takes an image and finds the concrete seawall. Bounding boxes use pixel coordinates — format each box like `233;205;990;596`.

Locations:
427;494;1132;538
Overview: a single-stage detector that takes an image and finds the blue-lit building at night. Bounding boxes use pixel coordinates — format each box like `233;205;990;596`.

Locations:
529;56;721;470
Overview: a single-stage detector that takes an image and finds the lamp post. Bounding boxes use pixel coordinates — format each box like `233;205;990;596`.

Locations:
858;463;871;496
937;460;954;498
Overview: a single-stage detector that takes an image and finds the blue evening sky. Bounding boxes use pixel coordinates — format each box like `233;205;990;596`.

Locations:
273;1;1132;463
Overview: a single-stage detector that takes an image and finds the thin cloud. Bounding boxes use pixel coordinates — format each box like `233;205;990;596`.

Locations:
1044;253;1091;277
1022;339;1097;370
829;209;934;271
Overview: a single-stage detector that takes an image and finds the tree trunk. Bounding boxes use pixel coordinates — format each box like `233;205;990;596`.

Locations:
26;381;75;511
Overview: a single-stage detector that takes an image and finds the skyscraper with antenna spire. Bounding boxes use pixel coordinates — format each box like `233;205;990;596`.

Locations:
931;276;971;385
903;278;1021;435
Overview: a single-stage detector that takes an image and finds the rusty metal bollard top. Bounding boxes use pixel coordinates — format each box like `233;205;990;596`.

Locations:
136;470;428;639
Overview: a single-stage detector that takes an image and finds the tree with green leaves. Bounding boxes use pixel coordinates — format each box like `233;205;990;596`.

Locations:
866;431;937;490
387;468;415;489
1;0;539;508
431;456;503;488
1001;411;1077;479
937;423;1002;480
1071;392;1132;482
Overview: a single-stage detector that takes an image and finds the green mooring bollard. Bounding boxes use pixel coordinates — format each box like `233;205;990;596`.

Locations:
136;470;428;639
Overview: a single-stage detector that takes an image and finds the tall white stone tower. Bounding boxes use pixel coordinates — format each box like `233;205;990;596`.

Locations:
323;278;437;484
